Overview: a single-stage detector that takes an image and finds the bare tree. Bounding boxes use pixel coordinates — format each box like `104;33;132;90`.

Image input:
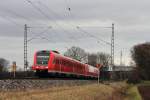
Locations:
88;53;97;66
64;46;88;63
64;46;110;67
88;52;110;67
0;58;9;72
97;52;111;66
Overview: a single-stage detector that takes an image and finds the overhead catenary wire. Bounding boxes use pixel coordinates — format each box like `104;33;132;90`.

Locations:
25;0;80;43
37;1;81;41
0;16;23;27
25;0;50;20
37;1;111;53
37;1;76;30
27;26;52;42
65;0;71;11
76;26;111;46
26;0;112;51
37;1;110;46
38;1;65;21
63;0;112;47
63;0;113;47
25;0;74;37
38;2;79;32
0;3;50;29
0;6;31;22
0;5;42;27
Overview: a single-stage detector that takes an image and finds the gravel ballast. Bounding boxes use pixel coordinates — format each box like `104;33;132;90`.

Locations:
0;79;96;91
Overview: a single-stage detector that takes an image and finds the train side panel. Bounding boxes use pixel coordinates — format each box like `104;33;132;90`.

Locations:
33;50;99;78
86;65;99;77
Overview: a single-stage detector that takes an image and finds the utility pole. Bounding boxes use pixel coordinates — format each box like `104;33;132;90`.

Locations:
24;24;28;72
98;68;100;84
120;50;122;66
111;23;114;68
24;25;51;73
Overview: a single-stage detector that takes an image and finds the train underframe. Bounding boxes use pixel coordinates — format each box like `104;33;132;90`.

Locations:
35;70;98;79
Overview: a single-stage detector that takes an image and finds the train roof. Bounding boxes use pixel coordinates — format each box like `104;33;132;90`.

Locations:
36;50;60;54
50;51;86;64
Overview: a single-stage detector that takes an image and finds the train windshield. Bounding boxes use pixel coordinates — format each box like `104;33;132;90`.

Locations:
36;51;50;65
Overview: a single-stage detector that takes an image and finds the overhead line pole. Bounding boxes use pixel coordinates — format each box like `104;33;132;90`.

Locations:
78;24;115;70
111;24;114;66
111;23;115;70
24;24;28;72
120;50;122;66
24;24;52;73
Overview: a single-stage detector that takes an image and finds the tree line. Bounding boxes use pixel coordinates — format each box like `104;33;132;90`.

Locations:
0;58;9;72
64;46;110;67
1;41;149;77
131;42;150;80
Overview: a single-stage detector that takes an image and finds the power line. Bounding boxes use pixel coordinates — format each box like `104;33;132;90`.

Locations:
37;1;83;39
111;23;114;66
0;6;31;22
26;0;113;53
0;4;49;28
0;16;23;27
26;0;86;45
25;0;50;20
37;1;110;47
25;0;72;35
76;26;111;46
24;24;28;72
38;1;65;20
36;2;75;28
63;0;112;47
27;26;52;42
37;1;83;36
65;0;71;11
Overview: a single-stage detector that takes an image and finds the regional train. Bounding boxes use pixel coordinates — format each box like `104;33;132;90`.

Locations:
32;50;99;78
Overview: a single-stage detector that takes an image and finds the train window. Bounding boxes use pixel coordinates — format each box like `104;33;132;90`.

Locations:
36;52;50;65
61;59;70;67
62;60;66;66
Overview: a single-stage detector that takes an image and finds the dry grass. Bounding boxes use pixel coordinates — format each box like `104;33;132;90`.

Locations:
0;82;128;100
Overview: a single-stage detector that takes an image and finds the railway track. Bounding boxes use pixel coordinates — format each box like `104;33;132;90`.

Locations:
0;77;97;80
0;71;98;80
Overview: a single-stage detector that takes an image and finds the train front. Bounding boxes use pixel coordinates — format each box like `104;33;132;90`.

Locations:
32;50;50;74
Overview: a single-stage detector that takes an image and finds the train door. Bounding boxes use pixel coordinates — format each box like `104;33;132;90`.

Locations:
54;57;60;71
59;57;62;72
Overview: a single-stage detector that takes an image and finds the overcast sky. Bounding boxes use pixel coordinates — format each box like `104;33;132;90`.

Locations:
0;0;150;68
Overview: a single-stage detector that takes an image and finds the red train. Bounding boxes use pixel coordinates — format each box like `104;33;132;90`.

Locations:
32;50;99;78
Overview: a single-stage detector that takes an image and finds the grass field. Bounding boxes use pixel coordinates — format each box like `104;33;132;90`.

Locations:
0;82;128;100
0;82;143;100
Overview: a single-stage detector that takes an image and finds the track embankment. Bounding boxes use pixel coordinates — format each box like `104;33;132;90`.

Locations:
0;79;96;91
0;82;128;100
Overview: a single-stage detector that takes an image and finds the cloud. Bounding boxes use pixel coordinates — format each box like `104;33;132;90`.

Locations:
0;0;150;67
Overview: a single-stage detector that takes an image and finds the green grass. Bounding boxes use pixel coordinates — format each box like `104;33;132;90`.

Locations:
125;85;142;100
141;80;150;85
